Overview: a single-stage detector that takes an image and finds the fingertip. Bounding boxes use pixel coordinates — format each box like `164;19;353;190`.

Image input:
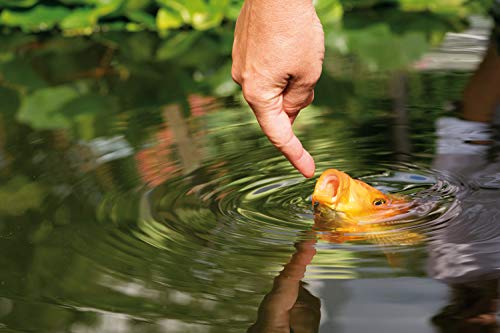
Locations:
295;150;315;178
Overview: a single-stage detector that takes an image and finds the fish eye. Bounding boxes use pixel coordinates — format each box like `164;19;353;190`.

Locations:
373;198;386;206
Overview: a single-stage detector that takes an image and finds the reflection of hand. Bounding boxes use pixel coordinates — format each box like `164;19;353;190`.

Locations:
248;240;320;333
232;0;324;178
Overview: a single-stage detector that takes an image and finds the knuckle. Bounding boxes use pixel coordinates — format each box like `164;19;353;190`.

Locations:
242;85;260;105
231;66;242;85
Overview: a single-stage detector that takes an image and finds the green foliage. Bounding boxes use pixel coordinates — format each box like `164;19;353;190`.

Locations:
0;5;71;32
0;0;492;35
0;1;486;143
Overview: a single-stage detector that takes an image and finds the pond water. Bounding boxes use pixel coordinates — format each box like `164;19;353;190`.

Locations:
0;14;499;333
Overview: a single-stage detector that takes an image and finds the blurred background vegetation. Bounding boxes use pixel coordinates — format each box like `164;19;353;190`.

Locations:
0;0;492;137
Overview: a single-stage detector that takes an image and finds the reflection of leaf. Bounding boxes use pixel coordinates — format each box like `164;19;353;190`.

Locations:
338;23;429;71
64;94;117;139
17;86;79;129
0;86;21;115
0;6;70;31
206;61;238;96
0;58;48;90
63;94;116;117
123;32;157;62
156;31;201;61
0;176;46;216
0;33;36;53
18;87;118;135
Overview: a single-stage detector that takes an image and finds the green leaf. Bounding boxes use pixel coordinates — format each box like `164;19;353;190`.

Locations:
157;0;225;30
17;85;79;129
156;7;183;31
0;6;71;31
126;10;156;30
60;8;99;32
93;0;126;16
123;0;151;11
316;0;343;25
0;0;38;8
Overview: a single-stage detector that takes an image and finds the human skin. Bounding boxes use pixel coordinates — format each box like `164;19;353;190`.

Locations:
462;39;500;123
232;0;325;178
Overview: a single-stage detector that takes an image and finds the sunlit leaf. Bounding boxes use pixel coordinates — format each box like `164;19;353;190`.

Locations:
0;6;70;31
316;0;343;25
156;7;183;31
126;10;156;30
93;0;126;16
60;8;99;32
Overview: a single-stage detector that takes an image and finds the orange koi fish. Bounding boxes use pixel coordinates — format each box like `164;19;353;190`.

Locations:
312;169;421;246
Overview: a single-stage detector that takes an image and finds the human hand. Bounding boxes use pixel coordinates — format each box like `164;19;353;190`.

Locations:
232;0;324;178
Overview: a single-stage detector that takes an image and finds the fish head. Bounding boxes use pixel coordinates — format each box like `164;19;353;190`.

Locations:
312;169;407;223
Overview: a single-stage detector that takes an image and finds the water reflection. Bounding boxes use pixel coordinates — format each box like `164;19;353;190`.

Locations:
426;29;500;332
248;240;320;333
428;119;500;332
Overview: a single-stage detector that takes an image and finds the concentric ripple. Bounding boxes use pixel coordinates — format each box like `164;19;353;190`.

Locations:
137;162;466;281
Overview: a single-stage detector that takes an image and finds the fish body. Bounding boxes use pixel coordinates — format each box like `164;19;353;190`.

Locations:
312;169;422;246
312;169;406;223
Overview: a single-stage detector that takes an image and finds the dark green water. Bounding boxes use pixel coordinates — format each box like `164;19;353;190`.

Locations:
1;17;499;333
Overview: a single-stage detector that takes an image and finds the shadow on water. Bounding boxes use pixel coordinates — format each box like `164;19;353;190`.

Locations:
0;3;499;333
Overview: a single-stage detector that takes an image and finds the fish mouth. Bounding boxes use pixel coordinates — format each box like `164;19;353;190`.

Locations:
312;171;342;208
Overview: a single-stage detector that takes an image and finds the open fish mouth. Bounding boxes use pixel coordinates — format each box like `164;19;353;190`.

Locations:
313;203;351;223
312;172;342;208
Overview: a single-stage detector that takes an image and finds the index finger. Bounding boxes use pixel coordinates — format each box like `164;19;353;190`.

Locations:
257;111;315;178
